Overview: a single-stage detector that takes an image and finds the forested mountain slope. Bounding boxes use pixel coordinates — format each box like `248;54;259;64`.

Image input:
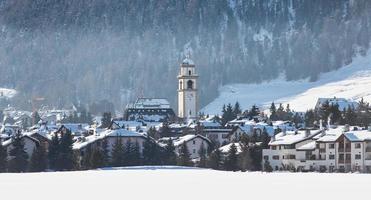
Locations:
0;0;370;109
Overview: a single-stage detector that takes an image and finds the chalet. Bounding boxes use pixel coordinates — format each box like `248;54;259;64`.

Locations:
2;134;40;158
159;134;211;159
124;98;176;122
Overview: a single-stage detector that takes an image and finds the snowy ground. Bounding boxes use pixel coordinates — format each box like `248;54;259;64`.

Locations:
0;88;16;98
202;51;371;114
0;167;370;200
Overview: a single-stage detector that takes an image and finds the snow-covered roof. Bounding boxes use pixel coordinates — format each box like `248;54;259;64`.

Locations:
129;98;171;109
269;129;322;146
316;127;344;142
344;130;371;142
172;134;210;147
182;58;194;65
219;143;243;154
297;141;316;151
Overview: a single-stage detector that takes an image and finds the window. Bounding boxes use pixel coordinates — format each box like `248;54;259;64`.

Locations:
346;154;351;160
355;154;361;160
263;156;269;160
273;155;279;160
187;80;193;89
192;140;196;145
193;149;196;154
355;143;361;149
272;146;277;150
329;143;335;149
188;70;191;75
329;155;335;160
179;81;182;90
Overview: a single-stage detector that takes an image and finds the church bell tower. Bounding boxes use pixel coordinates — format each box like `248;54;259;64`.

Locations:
177;56;198;120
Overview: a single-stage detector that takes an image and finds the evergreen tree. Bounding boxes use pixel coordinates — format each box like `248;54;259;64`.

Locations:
31;111;41;125
0;142;8;172
238;143;252;172
233;101;242;117
48;133;60;170
111;137;125;167
208;148;222;170
344;106;357;125
224;143;239;171
163;138;177;165
142;136;157;165
263;159;273;172
101;139;110;167
249;145;262;171
222;103;235;125
57;131;74;171
81;145;93;169
304;109;316;127
260;128;271;149
269;102;278;121
101;112;112;128
197;142;207;168
177;142;192;166
8;133;29;172
159;123;172;138
29;145;47;172
90;147;105;169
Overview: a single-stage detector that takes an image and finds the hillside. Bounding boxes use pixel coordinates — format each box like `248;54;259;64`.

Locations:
1;0;371;109
0;167;370;200
202;50;371;114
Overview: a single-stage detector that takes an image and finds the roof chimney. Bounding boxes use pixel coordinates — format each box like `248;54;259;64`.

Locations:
343;124;350;132
305;129;310;137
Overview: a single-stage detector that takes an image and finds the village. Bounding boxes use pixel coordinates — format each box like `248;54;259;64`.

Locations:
1;58;371;173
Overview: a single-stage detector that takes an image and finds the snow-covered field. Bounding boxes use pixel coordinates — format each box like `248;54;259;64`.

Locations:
0;167;370;200
202;51;371;114
0;88;16;98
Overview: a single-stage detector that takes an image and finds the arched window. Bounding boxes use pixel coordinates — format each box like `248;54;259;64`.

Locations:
188;70;192;76
179;81;182;90
187;80;193;89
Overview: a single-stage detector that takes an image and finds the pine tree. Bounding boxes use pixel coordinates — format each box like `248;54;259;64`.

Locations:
260;128;271;149
8;133;29;172
48;133;60;170
208;148;222;170
111;137;125;167
263;159;273;172
269;102;277;121
31;111;41;125
29;145;47;172
197;142;207;168
57;131;74;171
81;145;93;169
249;145;262;171
163;138;177;165
101;112;112;128
90;147;105;169
233;101;242;117
177;142;192;166
101;139;110;167
238;143;252;172
0;142;8;172
224;143;239;171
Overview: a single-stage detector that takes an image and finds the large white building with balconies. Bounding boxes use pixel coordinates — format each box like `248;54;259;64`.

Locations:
263;126;371;173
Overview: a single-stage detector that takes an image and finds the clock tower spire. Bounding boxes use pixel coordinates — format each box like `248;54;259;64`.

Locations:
177;55;198;120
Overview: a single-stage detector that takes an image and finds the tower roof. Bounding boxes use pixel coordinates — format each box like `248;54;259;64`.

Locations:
182;57;194;65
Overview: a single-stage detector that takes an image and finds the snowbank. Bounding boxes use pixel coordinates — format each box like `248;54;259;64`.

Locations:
0;169;370;200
